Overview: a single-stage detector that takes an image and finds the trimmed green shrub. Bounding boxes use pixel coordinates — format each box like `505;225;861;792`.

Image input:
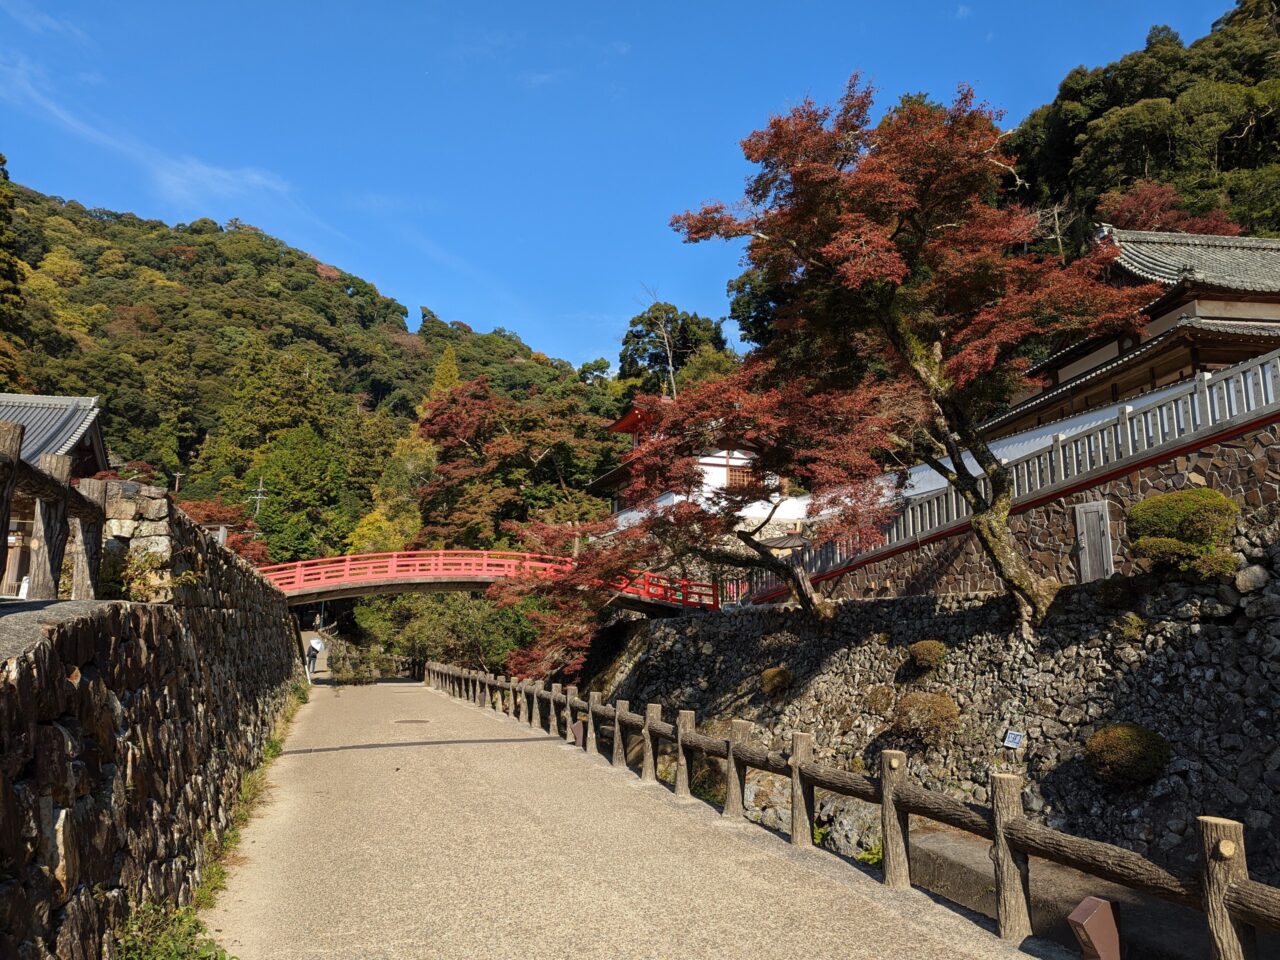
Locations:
892;692;960;745
1128;489;1238;577
907;640;947;671
1084;723;1171;787
760;666;793;697
866;684;895;716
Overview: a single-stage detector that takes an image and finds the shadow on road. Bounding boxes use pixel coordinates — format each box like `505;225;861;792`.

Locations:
282;736;562;756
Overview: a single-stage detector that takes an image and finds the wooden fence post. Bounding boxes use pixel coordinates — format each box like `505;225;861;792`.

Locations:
0;422;23;590
723;719;751;820
70;477;106;600
530;682;544;729
1198;816;1257;960
28;453;72;601
563;686;578;744
612;699;629;767
880;750;910;889
586;692;601;754
991;772;1033;942
675;710;694;798
790;731;814;847
548;684;561;737
641;704;661;781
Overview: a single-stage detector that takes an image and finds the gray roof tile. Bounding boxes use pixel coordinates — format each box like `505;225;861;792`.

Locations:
1108;227;1280;293
0;394;102;463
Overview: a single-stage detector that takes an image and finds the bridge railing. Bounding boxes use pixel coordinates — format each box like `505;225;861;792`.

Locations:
258;550;720;611
426;661;1280;959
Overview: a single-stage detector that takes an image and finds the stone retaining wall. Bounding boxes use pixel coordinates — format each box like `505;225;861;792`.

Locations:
0;497;299;959
825;417;1280;599
602;510;1280;885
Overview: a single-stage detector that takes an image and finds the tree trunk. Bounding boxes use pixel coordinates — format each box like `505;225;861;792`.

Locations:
965;484;1058;622
733;530;827;616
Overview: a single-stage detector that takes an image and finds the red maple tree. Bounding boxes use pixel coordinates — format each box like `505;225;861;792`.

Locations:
178;497;271;566
663;78;1161;619
1097;180;1242;235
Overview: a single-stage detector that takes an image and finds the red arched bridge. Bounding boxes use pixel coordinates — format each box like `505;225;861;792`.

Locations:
257;550;719;615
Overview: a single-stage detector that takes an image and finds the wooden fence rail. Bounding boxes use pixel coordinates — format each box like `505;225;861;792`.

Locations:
425;661;1280;959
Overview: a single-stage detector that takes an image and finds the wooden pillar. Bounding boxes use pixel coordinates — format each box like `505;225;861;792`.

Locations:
496;676;508;715
641;703;661;782
527;682;539;728
27;453;72;601
880;750;910;889
531;682;544;730
0;422;24;590
612;699;629;767
1198;816;1257;960
675;710;694;798
586;692;601;754
563;686;577;744
789;731;815;847
723;719;751;820
548;683;561;737
991;772;1033;942
514;681;525;721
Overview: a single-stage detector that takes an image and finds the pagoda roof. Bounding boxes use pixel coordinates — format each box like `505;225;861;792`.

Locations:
0;393;109;473
1107;226;1280;293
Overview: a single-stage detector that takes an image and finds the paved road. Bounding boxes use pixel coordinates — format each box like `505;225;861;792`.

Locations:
205;672;1067;960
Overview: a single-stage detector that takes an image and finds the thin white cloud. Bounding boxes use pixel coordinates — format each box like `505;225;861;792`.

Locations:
955;4;972;18
0;0;87;41
0;55;291;207
521;69;568;89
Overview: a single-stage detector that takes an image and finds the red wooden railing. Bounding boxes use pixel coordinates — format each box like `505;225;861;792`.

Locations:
257;550;719;611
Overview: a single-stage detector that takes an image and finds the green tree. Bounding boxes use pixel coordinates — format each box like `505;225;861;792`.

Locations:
429;344;460;398
617;302;727;398
0;154;28;390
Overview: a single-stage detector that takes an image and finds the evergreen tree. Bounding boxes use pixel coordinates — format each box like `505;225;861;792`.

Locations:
0;155;28;390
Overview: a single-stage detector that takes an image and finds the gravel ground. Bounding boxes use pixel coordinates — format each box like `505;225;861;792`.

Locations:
204;672;1072;960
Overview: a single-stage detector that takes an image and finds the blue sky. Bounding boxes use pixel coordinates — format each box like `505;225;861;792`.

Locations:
0;1;1223;366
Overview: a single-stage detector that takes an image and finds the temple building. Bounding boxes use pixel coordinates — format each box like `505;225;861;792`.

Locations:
0;394;109;596
990;228;1280;438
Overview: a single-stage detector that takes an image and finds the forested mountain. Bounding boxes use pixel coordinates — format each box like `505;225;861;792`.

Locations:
1012;0;1280;241
0;159;621;561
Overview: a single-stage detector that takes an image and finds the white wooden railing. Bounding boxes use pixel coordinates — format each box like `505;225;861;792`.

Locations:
736;346;1280;602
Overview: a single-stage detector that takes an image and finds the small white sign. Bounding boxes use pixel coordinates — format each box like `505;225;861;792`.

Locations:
1003;730;1025;749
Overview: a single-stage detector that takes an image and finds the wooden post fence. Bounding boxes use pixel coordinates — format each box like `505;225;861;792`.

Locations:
422;662;1280;957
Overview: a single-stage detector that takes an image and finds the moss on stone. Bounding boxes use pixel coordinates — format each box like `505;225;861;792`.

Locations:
760;666;793;697
1129;488;1238;578
1085;722;1171;787
907;639;948;671
892;691;960;745
866;684;895;716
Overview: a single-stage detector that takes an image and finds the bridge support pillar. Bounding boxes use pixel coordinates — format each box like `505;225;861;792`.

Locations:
563;686;577;744
586;692;601;754
612;700;629;767
641;703;661;782
675;710;694;798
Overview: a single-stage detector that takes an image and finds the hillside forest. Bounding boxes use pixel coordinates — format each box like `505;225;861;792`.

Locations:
0;0;1274;674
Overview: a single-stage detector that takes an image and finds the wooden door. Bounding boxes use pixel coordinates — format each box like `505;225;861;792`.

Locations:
1075;501;1114;583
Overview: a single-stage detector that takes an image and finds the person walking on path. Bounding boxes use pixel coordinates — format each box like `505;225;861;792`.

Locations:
306;635;325;683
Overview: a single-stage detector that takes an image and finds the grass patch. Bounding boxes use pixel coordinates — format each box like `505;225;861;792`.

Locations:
856;839;884;868
114;904;231;960
112;674;310;959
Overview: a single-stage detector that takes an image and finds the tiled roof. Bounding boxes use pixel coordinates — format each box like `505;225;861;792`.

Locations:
984;317;1280;432
0;394;103;463
1107;226;1280;293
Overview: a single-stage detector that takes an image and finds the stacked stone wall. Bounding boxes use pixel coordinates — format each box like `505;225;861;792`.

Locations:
604;509;1280;885
0;495;299;959
827;418;1280;599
